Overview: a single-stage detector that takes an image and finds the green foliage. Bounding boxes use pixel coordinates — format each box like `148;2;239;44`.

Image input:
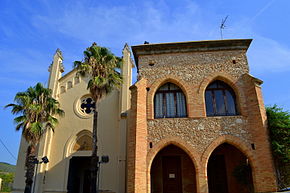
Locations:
5;83;64;192
5;83;64;145
0;172;14;192
266;105;290;162
74;42;122;102
74;43;122;193
266;105;290;188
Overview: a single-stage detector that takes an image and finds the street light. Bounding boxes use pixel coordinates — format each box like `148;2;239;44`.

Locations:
32;156;49;193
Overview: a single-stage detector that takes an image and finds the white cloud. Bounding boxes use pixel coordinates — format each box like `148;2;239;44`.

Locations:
31;0;207;45
250;0;277;23
248;36;290;74
28;0;290;74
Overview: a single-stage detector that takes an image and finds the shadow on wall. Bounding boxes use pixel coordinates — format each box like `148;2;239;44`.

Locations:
33;151;115;193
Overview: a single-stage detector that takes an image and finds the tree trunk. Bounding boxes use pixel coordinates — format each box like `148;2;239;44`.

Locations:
90;110;98;193
275;158;290;189
24;145;36;193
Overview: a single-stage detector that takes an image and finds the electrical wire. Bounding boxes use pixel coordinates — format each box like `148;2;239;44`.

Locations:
0;137;17;160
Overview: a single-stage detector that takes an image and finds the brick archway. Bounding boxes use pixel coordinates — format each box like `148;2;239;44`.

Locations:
147;137;201;193
201;135;257;192
198;73;238;95
147;76;192;119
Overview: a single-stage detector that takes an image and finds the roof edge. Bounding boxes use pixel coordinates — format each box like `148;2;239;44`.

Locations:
132;39;253;69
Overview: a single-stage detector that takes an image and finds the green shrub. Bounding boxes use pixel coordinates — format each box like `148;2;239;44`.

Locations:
266;105;290;189
0;172;14;192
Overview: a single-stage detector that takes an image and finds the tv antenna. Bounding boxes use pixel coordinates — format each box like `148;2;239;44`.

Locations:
220;15;228;39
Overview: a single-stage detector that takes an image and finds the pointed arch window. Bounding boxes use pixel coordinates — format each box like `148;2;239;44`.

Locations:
154;83;187;118
205;80;238;116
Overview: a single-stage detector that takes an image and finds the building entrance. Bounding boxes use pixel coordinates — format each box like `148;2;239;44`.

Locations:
67;156;91;193
162;156;182;193
151;145;196;193
207;143;254;193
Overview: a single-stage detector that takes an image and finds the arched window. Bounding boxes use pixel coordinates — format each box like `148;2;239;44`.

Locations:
154;83;187;118
205;80;238;116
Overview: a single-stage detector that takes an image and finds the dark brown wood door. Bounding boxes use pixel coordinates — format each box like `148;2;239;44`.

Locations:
162;156;182;193
208;155;229;193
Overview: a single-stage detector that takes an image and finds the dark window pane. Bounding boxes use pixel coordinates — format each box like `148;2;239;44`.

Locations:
225;90;236;115
154;93;164;118
86;98;92;103
176;92;186;117
215;90;226;115
165;93;176;117
169;83;179;90
205;91;214;116
158;85;168;91
217;80;226;89
80;97;95;114
206;80;238;117
208;82;218;89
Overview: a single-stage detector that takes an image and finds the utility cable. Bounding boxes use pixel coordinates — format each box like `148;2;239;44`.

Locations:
0;137;17;160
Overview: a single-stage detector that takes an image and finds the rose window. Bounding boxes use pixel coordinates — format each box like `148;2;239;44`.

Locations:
80;97;96;114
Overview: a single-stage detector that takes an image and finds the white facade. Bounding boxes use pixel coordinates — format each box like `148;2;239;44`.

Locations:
12;44;133;193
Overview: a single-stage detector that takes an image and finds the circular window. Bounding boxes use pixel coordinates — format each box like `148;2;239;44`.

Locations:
80;97;96;114
74;95;96;118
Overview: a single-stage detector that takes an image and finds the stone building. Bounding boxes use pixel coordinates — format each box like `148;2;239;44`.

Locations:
127;39;277;193
12;39;277;193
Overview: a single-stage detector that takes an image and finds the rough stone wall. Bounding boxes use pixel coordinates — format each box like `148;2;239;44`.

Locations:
138;50;249;85
147;116;251;154
131;49;277;193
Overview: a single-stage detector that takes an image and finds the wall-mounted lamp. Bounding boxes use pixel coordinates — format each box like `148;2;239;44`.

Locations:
32;156;49;193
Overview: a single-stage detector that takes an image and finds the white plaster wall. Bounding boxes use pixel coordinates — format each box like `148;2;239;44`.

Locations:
40;72;124;193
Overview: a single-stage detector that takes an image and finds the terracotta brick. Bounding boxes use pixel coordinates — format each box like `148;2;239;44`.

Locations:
128;40;277;193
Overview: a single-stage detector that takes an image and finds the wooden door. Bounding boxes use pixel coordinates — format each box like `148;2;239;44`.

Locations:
162;156;182;193
208;155;229;193
82;169;91;193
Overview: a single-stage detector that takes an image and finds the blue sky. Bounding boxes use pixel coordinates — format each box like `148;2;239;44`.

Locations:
0;0;289;165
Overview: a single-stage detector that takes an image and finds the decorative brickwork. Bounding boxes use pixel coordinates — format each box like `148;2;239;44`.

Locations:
128;40;277;193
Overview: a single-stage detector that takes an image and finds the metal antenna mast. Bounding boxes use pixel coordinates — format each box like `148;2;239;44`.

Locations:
220;15;228;39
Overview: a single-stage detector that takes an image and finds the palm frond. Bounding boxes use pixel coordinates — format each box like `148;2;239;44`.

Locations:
6;82;64;145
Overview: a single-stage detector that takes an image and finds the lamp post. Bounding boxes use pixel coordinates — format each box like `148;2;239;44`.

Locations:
32;156;49;193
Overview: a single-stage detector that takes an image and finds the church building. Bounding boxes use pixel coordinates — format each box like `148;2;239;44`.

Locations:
12;39;277;193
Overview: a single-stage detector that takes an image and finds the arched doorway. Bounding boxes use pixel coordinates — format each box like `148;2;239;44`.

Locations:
151;145;197;193
207;143;254;193
67;156;91;193
66;131;93;193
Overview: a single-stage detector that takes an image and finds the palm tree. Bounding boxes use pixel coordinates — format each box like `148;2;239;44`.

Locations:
5;83;64;193
74;42;122;193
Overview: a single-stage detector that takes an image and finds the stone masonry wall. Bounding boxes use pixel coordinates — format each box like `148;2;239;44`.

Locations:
131;49;278;193
138;50;249;85
147;116;251;154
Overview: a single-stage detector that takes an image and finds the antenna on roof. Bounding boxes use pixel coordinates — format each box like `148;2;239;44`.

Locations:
220;15;228;39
